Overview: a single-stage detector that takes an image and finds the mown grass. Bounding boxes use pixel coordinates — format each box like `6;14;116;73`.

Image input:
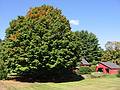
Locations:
0;77;120;90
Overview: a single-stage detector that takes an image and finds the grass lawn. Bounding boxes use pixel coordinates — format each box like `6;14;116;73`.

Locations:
0;77;120;90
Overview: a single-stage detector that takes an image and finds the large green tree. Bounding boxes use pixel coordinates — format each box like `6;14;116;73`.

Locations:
2;5;80;78
75;30;102;63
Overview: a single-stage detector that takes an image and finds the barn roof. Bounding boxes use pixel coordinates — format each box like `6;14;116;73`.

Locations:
81;58;90;65
100;62;120;69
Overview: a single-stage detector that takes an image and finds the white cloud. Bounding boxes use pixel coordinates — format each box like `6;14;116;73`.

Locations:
70;19;80;25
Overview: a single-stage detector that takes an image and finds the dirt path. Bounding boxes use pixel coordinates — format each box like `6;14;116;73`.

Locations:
0;80;32;90
0;81;7;90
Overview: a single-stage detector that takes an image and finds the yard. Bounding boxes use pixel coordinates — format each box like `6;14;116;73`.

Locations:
0;77;120;90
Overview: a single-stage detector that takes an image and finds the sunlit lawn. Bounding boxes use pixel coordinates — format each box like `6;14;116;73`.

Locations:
0;77;120;90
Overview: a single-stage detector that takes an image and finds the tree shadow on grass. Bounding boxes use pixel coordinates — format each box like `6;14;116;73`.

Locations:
8;71;84;83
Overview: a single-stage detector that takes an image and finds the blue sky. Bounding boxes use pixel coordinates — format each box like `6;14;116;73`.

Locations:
0;0;120;49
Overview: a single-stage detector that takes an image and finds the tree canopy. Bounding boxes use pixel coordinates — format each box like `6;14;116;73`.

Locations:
75;30;102;64
2;5;80;77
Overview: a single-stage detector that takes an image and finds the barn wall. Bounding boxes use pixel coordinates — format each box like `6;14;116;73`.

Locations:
109;69;119;74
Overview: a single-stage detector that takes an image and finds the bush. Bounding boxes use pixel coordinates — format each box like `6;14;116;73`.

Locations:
77;67;92;75
0;60;8;80
91;72;104;78
90;65;96;72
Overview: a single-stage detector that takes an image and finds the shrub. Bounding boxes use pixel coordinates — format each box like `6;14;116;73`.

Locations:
91;72;104;78
78;66;92;75
90;65;96;72
0;60;8;80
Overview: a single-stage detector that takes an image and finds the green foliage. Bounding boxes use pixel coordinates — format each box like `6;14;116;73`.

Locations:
0;41;8;79
101;41;120;65
0;5;103;80
90;65;96;72
2;5;80;77
91;72;104;78
0;60;8;80
78;67;92;74
75;30;102;63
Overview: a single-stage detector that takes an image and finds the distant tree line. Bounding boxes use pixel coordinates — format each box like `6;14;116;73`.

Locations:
101;41;120;65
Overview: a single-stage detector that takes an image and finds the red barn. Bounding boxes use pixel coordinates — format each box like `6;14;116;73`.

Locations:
96;62;120;74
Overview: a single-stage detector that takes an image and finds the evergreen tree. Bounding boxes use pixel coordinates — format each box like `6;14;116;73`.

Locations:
75;30;102;63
